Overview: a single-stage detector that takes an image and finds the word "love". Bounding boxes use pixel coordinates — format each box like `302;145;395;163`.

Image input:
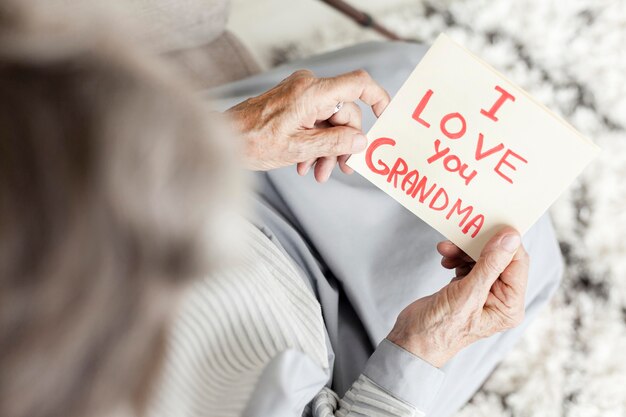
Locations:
413;86;528;185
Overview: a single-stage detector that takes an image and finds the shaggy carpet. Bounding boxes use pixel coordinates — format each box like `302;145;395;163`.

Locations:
268;1;626;416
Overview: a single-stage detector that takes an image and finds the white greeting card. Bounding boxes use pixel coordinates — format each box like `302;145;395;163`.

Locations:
348;34;600;260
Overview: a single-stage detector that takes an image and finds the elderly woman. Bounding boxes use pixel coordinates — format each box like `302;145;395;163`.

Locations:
0;2;563;417
149;55;563;417
147;21;564;417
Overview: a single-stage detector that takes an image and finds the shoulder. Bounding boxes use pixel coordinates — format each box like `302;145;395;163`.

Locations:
184;222;326;364
149;221;328;417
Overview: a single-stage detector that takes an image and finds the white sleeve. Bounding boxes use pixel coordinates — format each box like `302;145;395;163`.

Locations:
303;339;445;417
307;375;420;417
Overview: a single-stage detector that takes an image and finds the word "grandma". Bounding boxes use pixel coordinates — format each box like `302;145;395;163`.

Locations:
365;137;484;237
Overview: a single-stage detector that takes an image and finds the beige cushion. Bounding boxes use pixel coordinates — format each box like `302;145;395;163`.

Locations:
32;0;258;87
126;0;230;52
165;30;262;89
36;0;230;52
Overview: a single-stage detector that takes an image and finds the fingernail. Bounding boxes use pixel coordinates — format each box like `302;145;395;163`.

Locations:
351;134;367;152
500;234;521;252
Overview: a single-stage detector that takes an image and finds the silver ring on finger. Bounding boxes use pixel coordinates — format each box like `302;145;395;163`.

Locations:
332;101;344;115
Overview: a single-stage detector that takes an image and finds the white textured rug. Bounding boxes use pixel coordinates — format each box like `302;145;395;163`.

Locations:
269;1;626;415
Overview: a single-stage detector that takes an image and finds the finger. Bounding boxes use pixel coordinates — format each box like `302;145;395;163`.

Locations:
484;244;529;330
298;125;367;159
328;103;360;176
464;226;522;295
285;68;316;85
441;256;468;270
314;119;332;129
497;243;530;297
437;241;474;262
297;158;317;176
455;263;474;277
318;69;391;119
329;101;362;130
337;154;354;174
327;102;360;176
314;156;337;183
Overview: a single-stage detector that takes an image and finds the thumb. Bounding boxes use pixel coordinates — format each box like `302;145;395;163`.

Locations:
466;227;521;294
299;126;368;159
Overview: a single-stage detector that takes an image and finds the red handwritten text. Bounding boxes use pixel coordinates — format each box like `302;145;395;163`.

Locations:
412;86;528;185
366;138;485;238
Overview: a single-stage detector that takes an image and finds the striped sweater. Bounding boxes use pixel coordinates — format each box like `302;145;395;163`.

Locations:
148;222;420;417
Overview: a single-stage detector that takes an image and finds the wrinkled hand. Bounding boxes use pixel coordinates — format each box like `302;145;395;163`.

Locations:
226;69;390;182
387;227;529;368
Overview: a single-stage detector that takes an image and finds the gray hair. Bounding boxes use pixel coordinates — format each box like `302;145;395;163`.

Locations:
0;2;239;417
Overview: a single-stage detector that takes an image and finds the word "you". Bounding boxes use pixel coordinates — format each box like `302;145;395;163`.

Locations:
413;86;528;186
